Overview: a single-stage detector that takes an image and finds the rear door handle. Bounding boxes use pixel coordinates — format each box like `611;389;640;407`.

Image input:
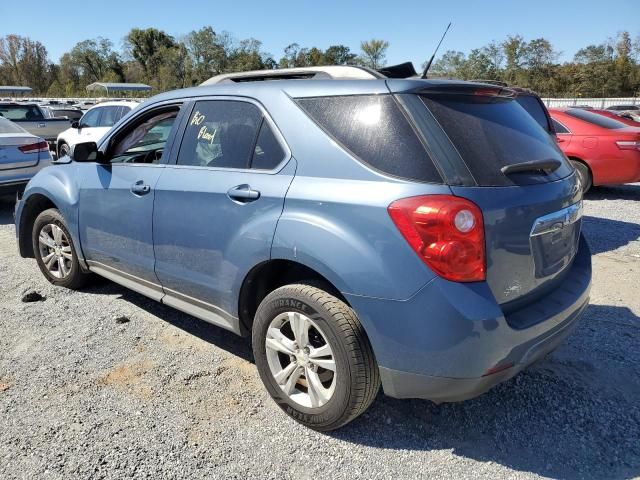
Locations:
227;184;260;203
131;180;151;195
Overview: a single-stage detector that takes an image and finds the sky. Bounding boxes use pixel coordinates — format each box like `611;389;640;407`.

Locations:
1;0;638;67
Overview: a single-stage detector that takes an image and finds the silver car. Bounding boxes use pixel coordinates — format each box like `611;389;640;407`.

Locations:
0;117;52;194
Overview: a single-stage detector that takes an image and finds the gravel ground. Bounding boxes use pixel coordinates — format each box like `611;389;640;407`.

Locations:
0;185;639;480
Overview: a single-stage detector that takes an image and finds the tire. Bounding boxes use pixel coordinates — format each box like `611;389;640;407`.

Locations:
252;283;380;431
571;160;592;193
58;141;70;158
32;208;90;289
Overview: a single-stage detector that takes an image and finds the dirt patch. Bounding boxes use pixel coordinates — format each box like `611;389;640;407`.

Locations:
97;359;155;399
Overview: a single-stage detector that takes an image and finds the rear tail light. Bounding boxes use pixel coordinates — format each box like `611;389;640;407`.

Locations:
615;140;640;151
18;140;49;154
388;195;485;282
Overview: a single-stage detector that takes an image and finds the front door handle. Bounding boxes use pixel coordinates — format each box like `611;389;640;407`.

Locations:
227;184;260;203
131;180;151;195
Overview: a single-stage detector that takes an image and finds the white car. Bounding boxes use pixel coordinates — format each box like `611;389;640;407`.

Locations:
56;101;139;157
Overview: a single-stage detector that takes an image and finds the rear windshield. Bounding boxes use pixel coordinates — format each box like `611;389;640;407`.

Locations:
565;108;628;129
515;95;551;133
0;104;44;121
421;94;571;186
0;117;27;134
296;94;442;183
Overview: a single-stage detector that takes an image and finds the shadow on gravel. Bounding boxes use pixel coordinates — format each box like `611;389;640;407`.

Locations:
582;215;640;255
585;184;640;201
83;279;253;362
331;303;640;480
0;196;15;226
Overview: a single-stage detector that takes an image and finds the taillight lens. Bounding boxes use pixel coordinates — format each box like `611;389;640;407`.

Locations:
615;140;640;151
18;140;49;154
388;195;485;282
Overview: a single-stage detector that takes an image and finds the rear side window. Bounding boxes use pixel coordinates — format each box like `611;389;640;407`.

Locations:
515;95;551;133
252;120;286;170
552;119;570;134
296;95;442;183
178;100;262;169
178;100;285;170
421;95;571;186
565;108;628;129
98;106;122;127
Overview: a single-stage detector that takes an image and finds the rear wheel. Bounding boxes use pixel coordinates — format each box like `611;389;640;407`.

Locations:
570;160;592;193
252;284;380;431
32;208;90;289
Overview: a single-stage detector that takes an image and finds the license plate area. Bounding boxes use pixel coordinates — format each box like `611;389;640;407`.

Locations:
530;202;582;279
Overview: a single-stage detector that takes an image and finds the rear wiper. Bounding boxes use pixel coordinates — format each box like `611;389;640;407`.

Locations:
501;159;561;175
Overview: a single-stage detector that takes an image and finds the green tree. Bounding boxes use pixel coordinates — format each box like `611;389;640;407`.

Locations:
124;28;177;80
185;26;225;83
0;34;52;93
324;45;357;65
359;39;389;69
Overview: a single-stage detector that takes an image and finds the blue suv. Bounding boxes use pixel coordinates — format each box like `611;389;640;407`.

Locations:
15;68;591;430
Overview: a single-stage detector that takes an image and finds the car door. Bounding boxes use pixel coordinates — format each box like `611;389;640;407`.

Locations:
77;103;185;300
152;98;295;329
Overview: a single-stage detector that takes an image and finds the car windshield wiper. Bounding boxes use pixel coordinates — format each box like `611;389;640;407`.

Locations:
501;159;561;175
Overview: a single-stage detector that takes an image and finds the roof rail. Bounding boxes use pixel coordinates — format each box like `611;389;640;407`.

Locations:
200;66;384;85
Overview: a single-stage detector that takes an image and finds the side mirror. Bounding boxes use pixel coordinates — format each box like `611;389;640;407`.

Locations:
71;120;80;129
71;142;104;163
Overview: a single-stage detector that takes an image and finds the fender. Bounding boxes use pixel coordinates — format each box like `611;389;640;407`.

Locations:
16;162;85;265
271;177;446;301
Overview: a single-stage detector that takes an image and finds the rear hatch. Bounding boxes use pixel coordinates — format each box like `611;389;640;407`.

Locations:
393;83;582;306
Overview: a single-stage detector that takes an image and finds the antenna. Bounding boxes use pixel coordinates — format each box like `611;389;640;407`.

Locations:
421;22;452;79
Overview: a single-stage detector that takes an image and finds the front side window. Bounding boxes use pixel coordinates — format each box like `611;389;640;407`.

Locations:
109;110;179;164
177;100;263;169
80;108;101;128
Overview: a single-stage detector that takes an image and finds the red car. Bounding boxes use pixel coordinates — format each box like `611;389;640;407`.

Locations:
549;108;640;191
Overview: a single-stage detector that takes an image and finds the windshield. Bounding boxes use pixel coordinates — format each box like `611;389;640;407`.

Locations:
0;117;28;134
421;94;572;186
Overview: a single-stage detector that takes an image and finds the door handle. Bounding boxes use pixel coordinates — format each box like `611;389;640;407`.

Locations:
227;184;260;203
131;180;151;195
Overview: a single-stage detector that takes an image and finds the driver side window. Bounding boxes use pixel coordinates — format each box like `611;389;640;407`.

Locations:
80;108;101;128
109;110;179;165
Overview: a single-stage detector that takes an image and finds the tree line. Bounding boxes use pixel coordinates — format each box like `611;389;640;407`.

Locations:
0;27;638;98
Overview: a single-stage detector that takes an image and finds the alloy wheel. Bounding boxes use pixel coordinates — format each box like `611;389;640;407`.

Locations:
38;224;73;279
265;311;337;408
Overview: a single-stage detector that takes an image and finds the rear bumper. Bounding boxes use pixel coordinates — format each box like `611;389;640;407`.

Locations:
380;297;585;402
345;235;591;403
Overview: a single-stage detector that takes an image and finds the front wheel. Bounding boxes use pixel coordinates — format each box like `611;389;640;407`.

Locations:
32;208;90;289
58;142;70;158
252;284;380;431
